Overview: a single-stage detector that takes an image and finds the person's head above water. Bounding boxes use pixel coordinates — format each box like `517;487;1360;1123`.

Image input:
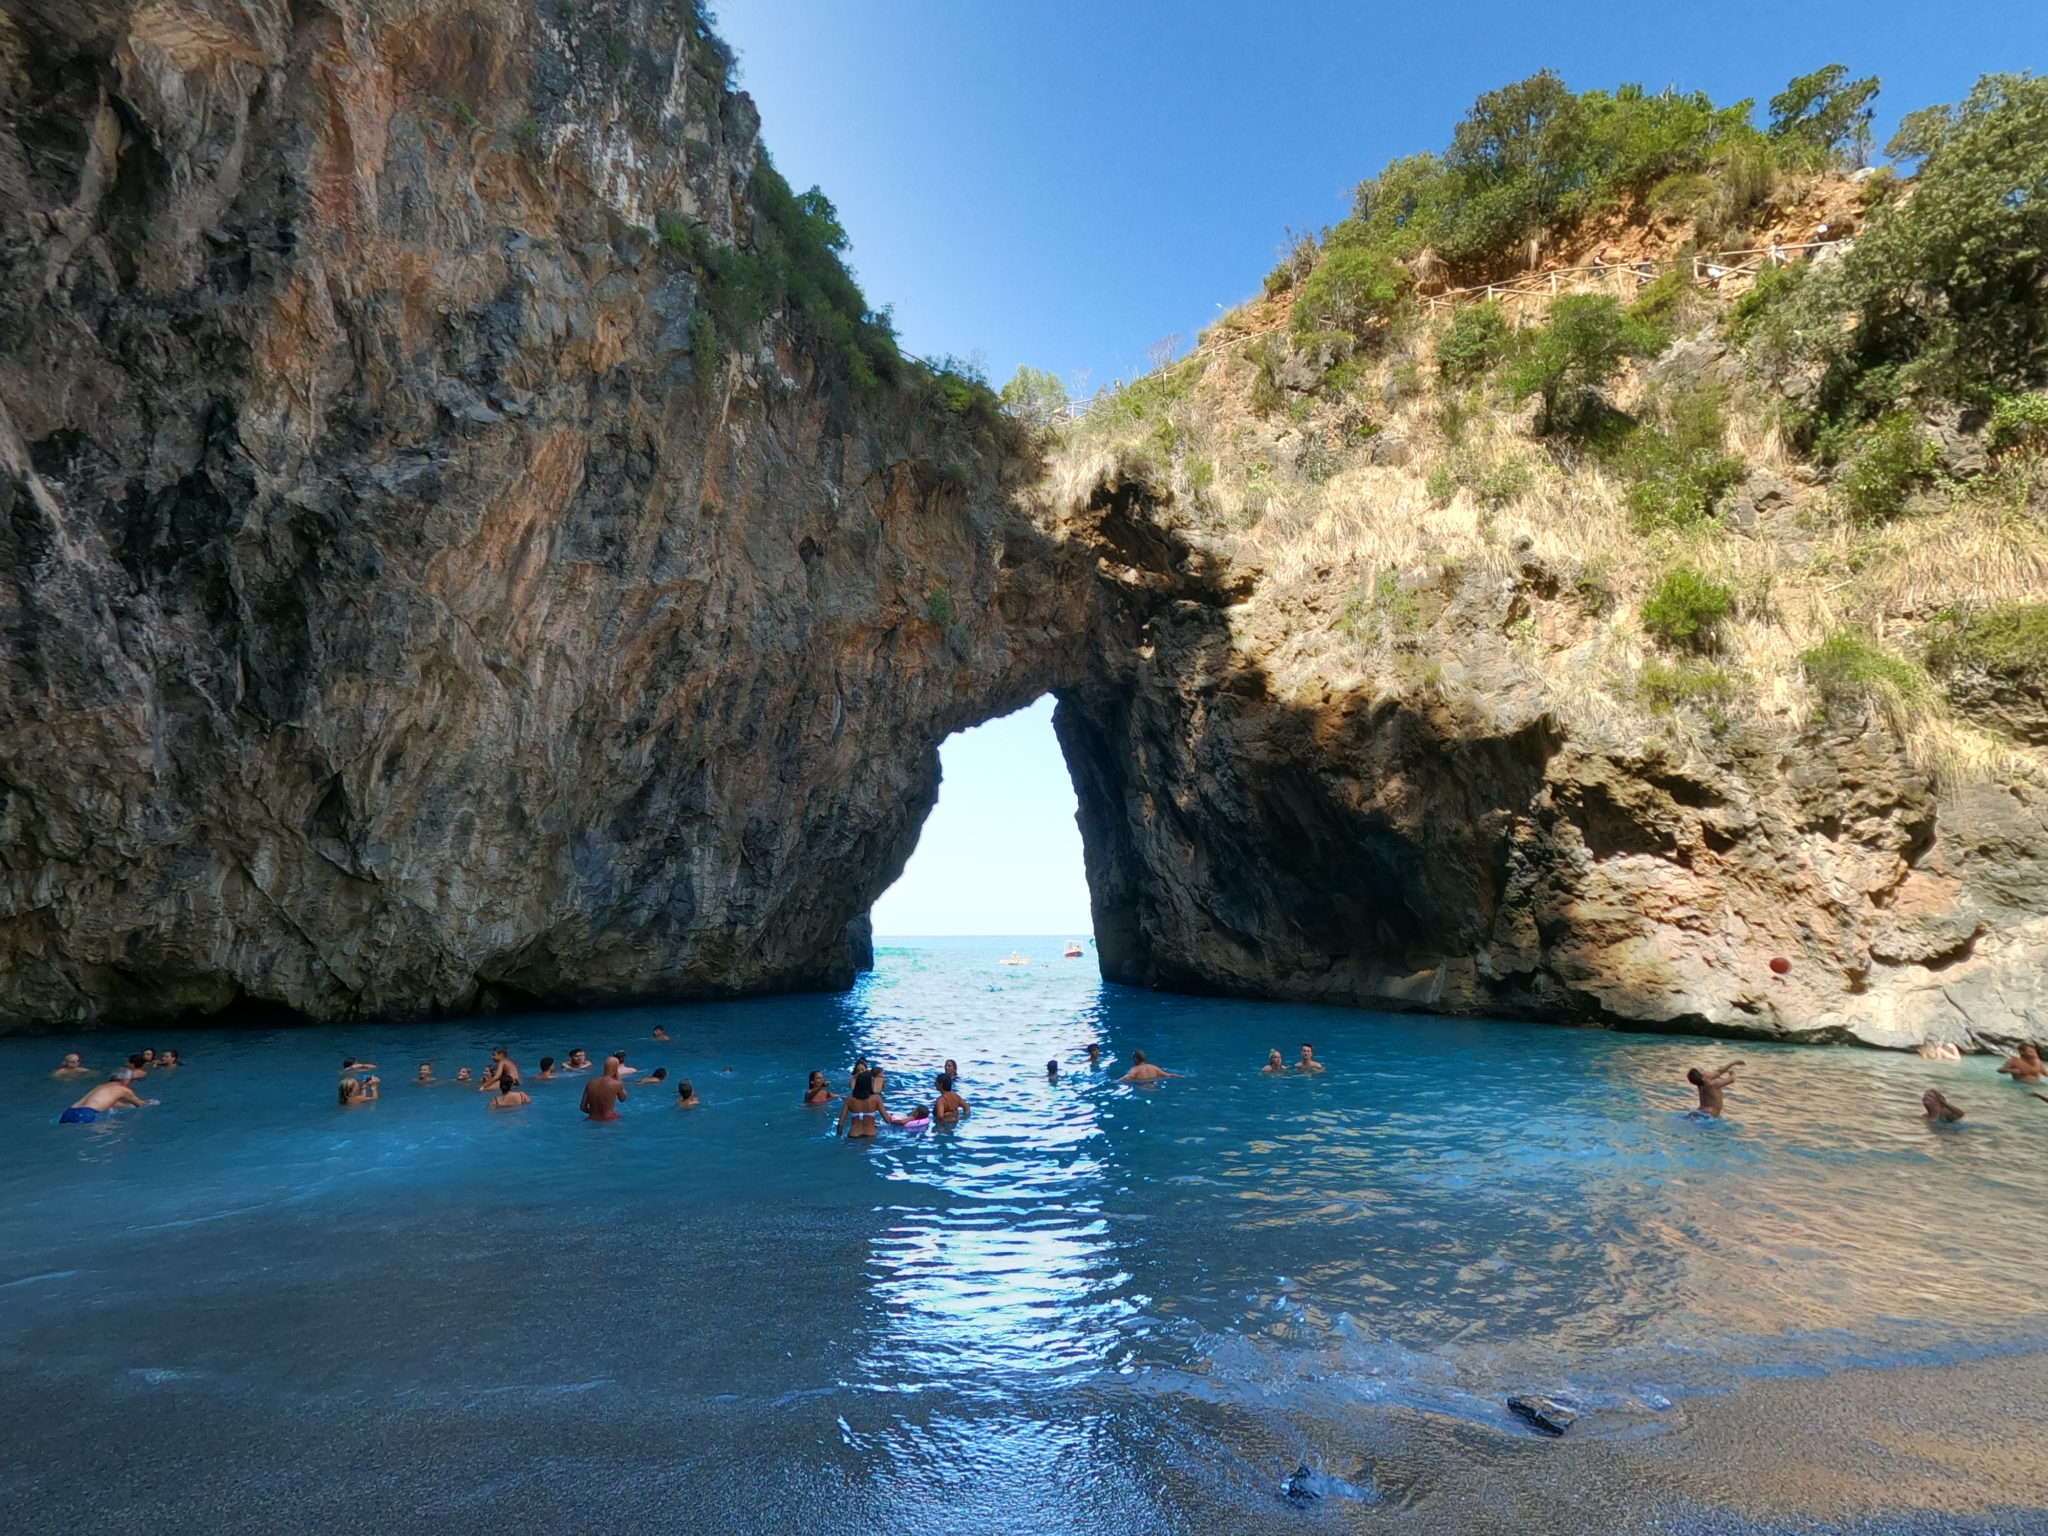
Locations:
539;1056;555;1073
1268;1049;1284;1067
112;1068;134;1082
677;1079;694;1097
497;1075;521;1096
1046;1059;1059;1079
944;1059;958;1076
1686;1067;1706;1085
1132;1050;1148;1066
59;1053;81;1068
934;1073;952;1093
852;1071;875;1098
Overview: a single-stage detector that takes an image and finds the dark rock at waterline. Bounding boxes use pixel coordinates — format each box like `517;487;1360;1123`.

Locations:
1280;1464;1320;1504
1507;1395;1579;1436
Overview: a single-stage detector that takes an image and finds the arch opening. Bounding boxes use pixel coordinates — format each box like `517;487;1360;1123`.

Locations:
871;695;1094;949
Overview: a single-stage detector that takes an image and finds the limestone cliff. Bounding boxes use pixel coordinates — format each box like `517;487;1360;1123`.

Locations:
1047;325;2048;1051
0;0;1087;1029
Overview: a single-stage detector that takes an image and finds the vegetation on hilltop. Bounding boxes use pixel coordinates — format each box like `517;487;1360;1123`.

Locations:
1042;65;2047;783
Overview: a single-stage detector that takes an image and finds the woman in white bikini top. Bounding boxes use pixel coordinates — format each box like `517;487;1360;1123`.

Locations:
838;1072;885;1140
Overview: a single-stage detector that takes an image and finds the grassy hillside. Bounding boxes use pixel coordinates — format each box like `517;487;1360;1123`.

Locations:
1043;68;2048;782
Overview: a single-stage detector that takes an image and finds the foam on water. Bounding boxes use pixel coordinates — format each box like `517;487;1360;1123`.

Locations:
3;936;2046;1532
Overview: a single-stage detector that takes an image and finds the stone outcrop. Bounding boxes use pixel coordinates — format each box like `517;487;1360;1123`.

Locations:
3;1;2042;1051
1052;458;2048;1050
0;0;1088;1030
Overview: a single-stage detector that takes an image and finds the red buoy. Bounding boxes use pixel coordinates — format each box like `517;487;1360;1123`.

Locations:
1769;956;1791;975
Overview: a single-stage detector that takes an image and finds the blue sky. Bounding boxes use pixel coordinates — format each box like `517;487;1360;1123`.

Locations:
715;0;2041;933
716;0;2037;394
870;698;1092;936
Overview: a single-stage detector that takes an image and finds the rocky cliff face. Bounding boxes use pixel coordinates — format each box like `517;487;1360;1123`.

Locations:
0;0;1088;1030
1051;451;2048;1050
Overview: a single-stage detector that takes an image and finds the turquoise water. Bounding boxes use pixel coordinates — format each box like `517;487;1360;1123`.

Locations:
3;937;2046;1532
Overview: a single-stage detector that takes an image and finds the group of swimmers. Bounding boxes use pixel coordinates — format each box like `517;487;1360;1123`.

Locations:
51;1034;2048;1131
52;1049;180;1122
1681;1040;2048;1124
335;1046;710;1117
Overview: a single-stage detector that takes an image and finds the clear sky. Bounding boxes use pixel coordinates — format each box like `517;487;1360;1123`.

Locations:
715;0;2037;395
870;697;1093;936
715;0;2040;934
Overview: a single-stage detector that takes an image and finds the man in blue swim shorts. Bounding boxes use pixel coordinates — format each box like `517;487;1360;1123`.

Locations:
62;1070;149;1123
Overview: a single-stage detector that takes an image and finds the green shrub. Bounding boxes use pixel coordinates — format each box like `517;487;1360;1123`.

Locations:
1340;568;1421;640
1641;565;1734;650
998;366;1070;432
1627;269;1698;328
1988;393;2048;456
1647;171;1712;217
1725;260;1804;345
926;589;955;627
1503;294;1667;433
1437;301;1514;383
1473;457;1533;508
1837;411;1936;523
1293;239;1410;338
1616;385;1745;530
1791;74;2048;429
1424;463;1458;505
1639;657;1734;716
1766;64;1879;168
1924;603;2048;676
657;210;696;255
1802;631;1928;711
690;313;719;390
447;93;478;129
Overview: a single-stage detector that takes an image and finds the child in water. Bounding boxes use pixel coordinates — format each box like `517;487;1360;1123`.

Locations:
895;1103;933;1134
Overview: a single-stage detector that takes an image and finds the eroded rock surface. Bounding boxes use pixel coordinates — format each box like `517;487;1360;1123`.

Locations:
1053;457;2048;1049
0;0;1089;1029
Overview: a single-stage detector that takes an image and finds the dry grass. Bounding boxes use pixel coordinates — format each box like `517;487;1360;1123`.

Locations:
1047;303;2048;785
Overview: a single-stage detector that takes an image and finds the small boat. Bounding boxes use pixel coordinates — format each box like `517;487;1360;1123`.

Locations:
1063;941;1084;959
1000;951;1029;966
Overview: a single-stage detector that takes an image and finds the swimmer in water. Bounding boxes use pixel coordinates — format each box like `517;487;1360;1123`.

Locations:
490;1077;531;1110
414;1062;436;1084
1086;1043;1105;1069
479;1048;521;1091
1997;1043;2046;1084
1686;1060;1745;1118
1922;1089;1965;1123
535;1057;557;1080
653;1026;672;1041
126;1054;150;1080
1261;1049;1285;1074
579;1062;628;1121
563;1050;592;1073
340;1056;378;1076
52;1053;92;1080
894;1103;932;1132
675;1080;702;1108
60;1071;153;1122
804;1071;839;1106
1121;1050;1183;1084
338;1074;381;1107
606;1052;638;1078
933;1074;970;1123
1046;1059;1060;1083
454;1066;473;1084
838;1071;885;1140
158;1050;182;1069
1918;1035;1963;1062
943;1058;961;1083
1295;1043;1324;1074
645;1068;669;1087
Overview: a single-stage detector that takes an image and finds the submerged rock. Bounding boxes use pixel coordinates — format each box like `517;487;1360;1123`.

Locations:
1507;1395;1579;1436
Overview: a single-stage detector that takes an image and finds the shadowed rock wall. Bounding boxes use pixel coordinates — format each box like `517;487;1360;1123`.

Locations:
0;0;1091;1030
1051;457;2048;1050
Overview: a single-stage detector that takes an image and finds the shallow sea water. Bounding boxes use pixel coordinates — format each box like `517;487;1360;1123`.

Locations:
3;937;2047;1534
